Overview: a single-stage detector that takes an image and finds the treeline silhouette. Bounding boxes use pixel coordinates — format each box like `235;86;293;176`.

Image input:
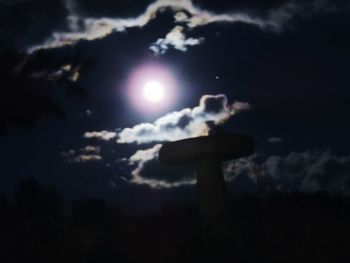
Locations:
0;178;350;263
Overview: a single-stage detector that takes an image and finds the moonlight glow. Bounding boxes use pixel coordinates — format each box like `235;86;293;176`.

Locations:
143;81;165;102
126;63;178;114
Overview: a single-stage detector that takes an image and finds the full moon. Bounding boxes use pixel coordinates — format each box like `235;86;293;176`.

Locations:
126;63;178;114
143;81;165;103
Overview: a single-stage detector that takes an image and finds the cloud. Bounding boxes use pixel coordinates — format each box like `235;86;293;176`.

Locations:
80;145;101;154
49;64;80;82
225;151;350;195
127;144;196;188
262;151;350;194
83;130;117;141
0;0;68;49
231;101;252;111
125;147;350;191
120;94;251;188
116;94;251;144
73;154;102;163
224;155;259;183
28;0;336;52
60;149;76;157
61;145;102;163
84;94;250;188
150;25;204;55
267;137;284;143
0;50;88;136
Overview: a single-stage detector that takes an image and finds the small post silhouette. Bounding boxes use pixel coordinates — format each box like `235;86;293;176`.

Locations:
159;133;254;220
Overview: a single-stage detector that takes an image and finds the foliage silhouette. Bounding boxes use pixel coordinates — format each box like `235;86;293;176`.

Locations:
0;178;349;262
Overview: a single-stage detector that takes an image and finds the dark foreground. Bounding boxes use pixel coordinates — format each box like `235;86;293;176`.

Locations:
1;179;349;263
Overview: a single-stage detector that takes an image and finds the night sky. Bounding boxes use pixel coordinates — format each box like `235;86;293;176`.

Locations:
1;0;350;214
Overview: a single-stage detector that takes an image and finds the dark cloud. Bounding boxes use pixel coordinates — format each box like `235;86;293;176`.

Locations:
74;0;153;18
176;114;193;129
0;0;68;49
225;152;350;195
268;137;284;143
202;93;227;113
0;50;64;135
263;151;350;194
0;48;91;136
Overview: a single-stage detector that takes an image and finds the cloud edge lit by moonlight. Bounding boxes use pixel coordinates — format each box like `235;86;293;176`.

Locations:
81;94;251;188
27;0;333;53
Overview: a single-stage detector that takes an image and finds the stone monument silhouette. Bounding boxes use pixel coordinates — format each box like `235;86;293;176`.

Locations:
159;132;254;220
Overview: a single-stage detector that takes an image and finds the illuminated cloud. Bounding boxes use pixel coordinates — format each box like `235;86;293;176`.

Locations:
150;25;204;55
231;101;252;111
83;94;250;188
49;64;80;82
118;94;250;188
117;94;251;144
84;130;117;141
73;154;102;163
127;144;196;188
29;0;303;52
61;145;102;163
80;145;101;154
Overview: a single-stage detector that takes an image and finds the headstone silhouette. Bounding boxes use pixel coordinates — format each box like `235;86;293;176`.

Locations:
159;133;254;220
